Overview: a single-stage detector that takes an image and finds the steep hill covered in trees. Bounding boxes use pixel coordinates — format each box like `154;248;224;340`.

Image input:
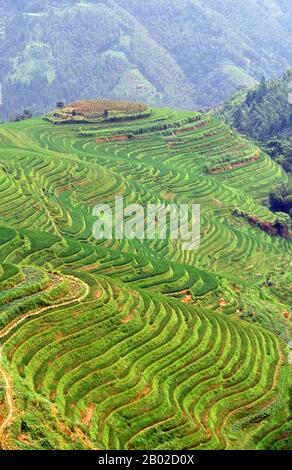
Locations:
217;69;292;218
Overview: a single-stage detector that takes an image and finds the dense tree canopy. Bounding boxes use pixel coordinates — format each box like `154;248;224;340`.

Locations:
218;69;292;218
218;68;292;173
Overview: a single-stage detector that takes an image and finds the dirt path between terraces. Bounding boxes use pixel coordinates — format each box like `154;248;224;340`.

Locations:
0;276;89;340
0;276;89;435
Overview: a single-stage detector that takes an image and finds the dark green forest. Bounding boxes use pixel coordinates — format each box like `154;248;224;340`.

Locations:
218;68;292;217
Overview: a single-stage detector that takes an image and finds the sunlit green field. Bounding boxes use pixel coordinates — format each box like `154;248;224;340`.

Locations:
0;107;290;450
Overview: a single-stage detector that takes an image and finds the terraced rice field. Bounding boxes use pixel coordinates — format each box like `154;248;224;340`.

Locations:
0;106;290;450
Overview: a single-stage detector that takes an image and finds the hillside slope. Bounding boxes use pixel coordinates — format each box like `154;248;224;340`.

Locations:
217;69;292;217
0;104;291;450
217;69;292;146
0;0;292;118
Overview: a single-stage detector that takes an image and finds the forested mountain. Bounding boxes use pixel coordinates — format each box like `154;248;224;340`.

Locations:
218;68;292;141
0;0;292;119
218;69;292;217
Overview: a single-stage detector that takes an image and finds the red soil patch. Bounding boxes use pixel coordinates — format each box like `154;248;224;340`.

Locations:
73;179;91;188
209;383;220;391
0;404;6;423
283;310;291;320
209;153;260;174
54;334;63;341
219;298;227;307
80;263;101;272
56;184;71;195
136;386;151;401
238;213;290;240
18;434;30;445
121;309;136;323
182;411;188;420
181;293;193;304
163;192;175;201
82;404;96;427
278;432;290;440
95;289;102;300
